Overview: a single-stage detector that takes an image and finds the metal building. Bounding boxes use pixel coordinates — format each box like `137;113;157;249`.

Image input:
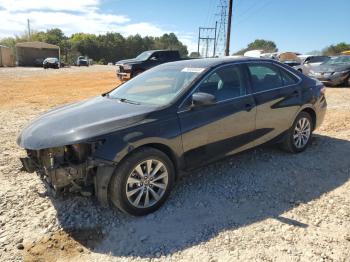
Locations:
0;45;15;67
15;41;60;66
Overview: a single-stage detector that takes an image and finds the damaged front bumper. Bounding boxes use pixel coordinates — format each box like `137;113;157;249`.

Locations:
19;143;116;205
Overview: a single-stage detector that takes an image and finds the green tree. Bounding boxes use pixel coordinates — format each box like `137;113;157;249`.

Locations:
153;33;188;57
0;29;189;65
322;42;350;56
234;39;278;55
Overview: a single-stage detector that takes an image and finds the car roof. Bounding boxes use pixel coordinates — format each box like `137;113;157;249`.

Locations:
146;50;179;53
161;56;273;69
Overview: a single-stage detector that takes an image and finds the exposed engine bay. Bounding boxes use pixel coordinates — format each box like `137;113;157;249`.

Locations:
20;143;102;196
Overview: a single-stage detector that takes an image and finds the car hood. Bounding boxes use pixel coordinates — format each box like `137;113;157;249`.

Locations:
314;64;350;73
17;96;157;150
116;58;143;65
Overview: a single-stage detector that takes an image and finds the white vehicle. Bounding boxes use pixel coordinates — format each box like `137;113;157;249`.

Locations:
294;55;330;74
243;50;265;58
243;50;278;59
76;56;89;66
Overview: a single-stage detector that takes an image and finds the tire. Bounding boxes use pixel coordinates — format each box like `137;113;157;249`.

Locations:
282;111;313;153
109;147;175;216
344;76;350;87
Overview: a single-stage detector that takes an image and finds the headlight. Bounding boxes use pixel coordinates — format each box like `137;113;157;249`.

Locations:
333;70;349;75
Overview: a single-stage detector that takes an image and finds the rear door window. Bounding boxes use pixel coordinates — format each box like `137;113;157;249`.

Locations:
280;68;298;86
308;56;329;63
247;63;283;92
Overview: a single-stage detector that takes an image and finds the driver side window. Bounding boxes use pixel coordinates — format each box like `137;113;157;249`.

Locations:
150;52;160;61
197;65;246;102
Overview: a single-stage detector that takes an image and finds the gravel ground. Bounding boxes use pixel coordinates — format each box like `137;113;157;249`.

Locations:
0;66;349;261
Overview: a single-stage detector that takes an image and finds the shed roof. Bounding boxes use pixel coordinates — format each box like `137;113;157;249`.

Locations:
15;41;59;49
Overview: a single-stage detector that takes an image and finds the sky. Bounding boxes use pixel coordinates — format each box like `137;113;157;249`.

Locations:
0;0;349;55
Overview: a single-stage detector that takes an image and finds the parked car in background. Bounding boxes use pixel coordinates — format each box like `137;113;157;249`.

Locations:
295;55;330;74
76;56;89;66
308;55;350;86
115;50;182;80
278;52;302;70
283;60;302;68
18;57;327;216
43;57;59;69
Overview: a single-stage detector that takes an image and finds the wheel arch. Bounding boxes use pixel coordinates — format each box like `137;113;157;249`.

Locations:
133;143;181;176
300;107;316;131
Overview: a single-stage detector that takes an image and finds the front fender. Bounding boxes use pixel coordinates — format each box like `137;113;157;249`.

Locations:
92;115;184;168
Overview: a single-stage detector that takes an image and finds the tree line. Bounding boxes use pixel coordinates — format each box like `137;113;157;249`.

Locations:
0;28;189;64
1;29;348;64
233;39;350;56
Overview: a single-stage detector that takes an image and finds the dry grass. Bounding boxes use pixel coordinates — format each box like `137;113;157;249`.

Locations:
0;66;120;109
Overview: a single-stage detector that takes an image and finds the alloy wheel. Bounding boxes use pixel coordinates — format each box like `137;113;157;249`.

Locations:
293;117;311;149
125;159;168;208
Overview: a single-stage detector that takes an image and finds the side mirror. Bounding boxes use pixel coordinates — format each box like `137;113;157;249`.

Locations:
192;92;216;107
150;56;158;61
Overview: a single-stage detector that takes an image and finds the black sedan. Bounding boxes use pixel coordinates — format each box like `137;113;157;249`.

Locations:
43;57;60;69
308;56;350;86
18;57;327;216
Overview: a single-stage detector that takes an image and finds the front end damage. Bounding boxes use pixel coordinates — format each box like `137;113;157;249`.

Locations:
20;142;112;200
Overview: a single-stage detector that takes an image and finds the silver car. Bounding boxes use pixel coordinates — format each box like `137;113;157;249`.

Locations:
295;56;330;74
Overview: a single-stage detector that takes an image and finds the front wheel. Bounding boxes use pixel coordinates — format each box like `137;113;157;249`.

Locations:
109;148;175;216
282;112;313;153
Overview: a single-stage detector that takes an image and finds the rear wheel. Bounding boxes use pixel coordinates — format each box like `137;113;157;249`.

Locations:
282;112;313;153
109;148;175;216
344;76;350;87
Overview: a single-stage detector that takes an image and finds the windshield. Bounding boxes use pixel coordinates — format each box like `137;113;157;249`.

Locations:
136;51;153;61
108;65;205;106
323;56;350;65
46;58;58;62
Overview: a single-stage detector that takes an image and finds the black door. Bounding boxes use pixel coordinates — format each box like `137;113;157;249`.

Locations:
245;62;301;146
178;64;257;167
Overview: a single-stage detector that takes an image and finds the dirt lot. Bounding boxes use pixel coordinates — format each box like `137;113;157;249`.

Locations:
0;66;349;262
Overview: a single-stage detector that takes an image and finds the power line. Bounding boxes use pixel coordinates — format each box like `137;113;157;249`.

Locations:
205;0;216;27
235;0;274;26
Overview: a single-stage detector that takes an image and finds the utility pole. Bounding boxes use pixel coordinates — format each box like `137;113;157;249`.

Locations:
27;19;31;40
197;25;217;58
213;21;218;57
225;0;233;56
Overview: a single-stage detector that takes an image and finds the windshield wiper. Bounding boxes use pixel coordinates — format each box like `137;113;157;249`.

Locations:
116;98;141;105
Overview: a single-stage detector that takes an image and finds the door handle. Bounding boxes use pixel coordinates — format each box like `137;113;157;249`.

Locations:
245;103;253;112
